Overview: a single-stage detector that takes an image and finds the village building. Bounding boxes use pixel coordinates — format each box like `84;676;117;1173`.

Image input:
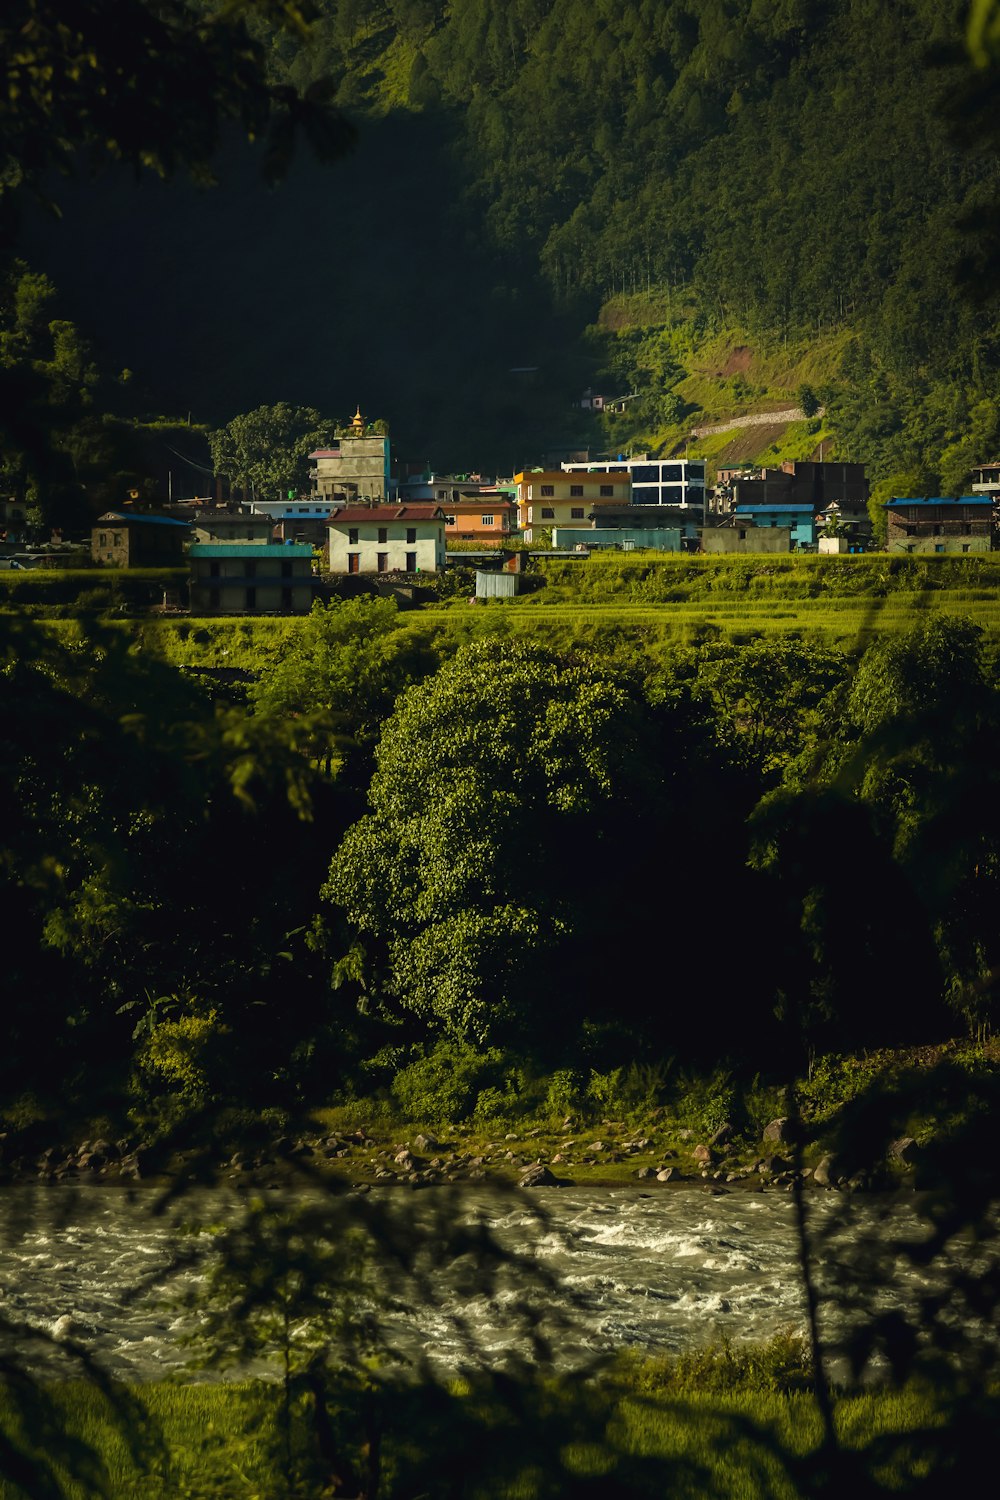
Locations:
732;501;816;549
308;408;391;504
885;496;995;553
443;498;517;545
328;505;447;574
188;543;314;613
192;509;273;545
562;456;706;512
702;526;793;554
514;470;630;542
91;512;190;567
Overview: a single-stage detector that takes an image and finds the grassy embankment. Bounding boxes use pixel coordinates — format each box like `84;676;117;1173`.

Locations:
10;554;1000;671
0;1356;949;1499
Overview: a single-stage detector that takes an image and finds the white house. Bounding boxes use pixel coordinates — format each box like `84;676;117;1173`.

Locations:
328;505;447;574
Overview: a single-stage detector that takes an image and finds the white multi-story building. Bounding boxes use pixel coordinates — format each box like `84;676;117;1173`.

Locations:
328;505;447;574
562;456;706;511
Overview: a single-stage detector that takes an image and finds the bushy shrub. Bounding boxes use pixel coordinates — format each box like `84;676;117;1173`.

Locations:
391;1040;505;1123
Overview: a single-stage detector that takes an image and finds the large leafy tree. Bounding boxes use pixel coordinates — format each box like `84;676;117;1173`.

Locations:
208;401;335;501
324;638;691;1051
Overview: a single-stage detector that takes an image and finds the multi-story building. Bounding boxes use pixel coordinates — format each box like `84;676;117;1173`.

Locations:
514;470;629;542
192;509;273;545
188;543;314;612
328;505;447;574
91;512;190;567
885;496;994;553
562;456;706;512
443;499;517;545
308;409;391;504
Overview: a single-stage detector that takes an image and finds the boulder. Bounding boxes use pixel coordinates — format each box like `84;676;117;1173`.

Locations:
519;1164;557;1188
890;1136;921;1165
414;1134;439;1153
656;1167;675;1183
636;1166;656;1180
763;1118;798;1145
709;1122;732;1147
692;1144;713;1165
812;1154;837;1187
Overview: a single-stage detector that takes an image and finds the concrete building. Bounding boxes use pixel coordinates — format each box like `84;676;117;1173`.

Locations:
970;462;1000;494
885;496;995;553
328;505;447;574
192;509;273;545
562;456;706;512
552;527;681;552
308;409;391;504
444;498;517;545
702;527;792;554
91;512;190;567
514;470;629;542
188;543;314;613
733;502;816;549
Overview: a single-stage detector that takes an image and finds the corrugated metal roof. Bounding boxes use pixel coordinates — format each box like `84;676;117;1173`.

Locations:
329;506;446;522
98;512;191;528
886;495;993;507
189;544;313;557
734;503;815;514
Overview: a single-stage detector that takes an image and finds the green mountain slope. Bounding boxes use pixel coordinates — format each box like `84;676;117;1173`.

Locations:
19;0;1000;485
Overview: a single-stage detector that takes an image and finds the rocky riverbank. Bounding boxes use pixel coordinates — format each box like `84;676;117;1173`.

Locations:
0;1112;928;1194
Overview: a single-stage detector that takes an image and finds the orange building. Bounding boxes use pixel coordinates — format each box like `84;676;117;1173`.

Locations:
444;497;516;545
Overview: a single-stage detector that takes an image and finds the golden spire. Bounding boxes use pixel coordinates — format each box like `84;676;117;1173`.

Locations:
350;405;365;435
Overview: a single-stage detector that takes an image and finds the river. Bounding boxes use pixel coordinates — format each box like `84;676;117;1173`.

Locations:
0;1183;970;1381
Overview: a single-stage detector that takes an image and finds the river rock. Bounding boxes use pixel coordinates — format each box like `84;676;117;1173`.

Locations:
413;1134;438;1153
636;1166;656;1179
656;1167;675;1183
890;1136;921;1165
692;1144;713;1165
812;1154;836;1187
763;1118;797;1145
519;1164;557;1188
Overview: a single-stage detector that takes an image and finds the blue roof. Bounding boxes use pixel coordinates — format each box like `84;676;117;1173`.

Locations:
885;495;992;508
189;544;313;558
734;503;815;514
102;512;191;528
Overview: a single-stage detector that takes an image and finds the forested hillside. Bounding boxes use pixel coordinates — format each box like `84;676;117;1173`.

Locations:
16;0;1000;485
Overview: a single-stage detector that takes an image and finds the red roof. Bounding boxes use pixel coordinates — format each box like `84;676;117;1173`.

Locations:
309;448;341;458
329;505;447;523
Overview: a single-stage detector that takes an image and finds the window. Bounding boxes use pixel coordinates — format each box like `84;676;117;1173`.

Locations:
245;559;257;579
281;560;292;578
377;552;388;572
209;561;220;578
661;464;682;481
378;527;388;544
963;544;971;553
599;485;614;497
246;530;254;540
481;514;495;526
963;523;972;535
246;586;257;609
406;527;417;544
571;507;584;520
570;484;583;497
738;529;747;540
540;485;554;496
281;587;293;610
113;533;122;545
541;507;555;520
99;533;106;546
933;525;943;536
348;528;359;545
348;553;359;574
632;466;657;484
406;551;417;571
935;544;945;554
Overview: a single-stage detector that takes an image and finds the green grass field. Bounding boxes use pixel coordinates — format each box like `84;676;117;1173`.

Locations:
0;1376;948;1499
19;553;1000;669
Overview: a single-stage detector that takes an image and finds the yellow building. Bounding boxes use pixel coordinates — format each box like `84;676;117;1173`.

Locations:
514;470;630;542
